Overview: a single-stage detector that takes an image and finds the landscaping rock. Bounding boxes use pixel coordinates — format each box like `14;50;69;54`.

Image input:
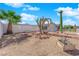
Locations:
57;37;76;52
63;43;75;52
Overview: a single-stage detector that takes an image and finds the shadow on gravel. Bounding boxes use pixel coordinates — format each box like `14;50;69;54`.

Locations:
0;33;32;48
64;49;79;56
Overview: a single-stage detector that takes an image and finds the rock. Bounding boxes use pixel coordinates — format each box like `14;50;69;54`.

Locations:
57;38;76;51
12;37;17;40
63;44;75;51
6;37;11;40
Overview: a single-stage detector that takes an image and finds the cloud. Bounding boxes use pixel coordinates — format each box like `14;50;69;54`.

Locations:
54;21;60;24
23;8;27;11
75;16;79;19
20;13;37;24
5;3;40;11
23;5;40;11
55;7;78;16
56;7;72;11
5;3;24;8
18;22;27;24
20;13;37;20
55;5;79;26
28;7;40;11
63;19;76;25
25;5;31;8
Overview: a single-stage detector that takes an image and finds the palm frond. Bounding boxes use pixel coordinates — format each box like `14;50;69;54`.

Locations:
8;10;15;17
0;9;8;17
12;15;21;24
0;14;4;19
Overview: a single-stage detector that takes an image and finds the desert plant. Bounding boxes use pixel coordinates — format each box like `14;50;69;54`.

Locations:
64;25;74;32
59;10;63;33
0;9;21;34
35;17;51;34
73;24;76;32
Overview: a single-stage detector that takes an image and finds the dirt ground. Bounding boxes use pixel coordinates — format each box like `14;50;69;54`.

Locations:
0;33;79;56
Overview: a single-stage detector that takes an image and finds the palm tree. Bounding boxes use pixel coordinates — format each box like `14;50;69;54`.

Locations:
0;9;21;34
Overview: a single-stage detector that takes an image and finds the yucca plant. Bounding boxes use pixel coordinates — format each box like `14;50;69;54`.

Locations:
0;9;21;34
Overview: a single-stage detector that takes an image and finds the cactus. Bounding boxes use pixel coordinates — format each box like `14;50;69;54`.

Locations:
59;10;63;33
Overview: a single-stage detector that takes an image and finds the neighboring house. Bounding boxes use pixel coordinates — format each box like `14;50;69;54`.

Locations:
41;22;57;32
47;23;57;32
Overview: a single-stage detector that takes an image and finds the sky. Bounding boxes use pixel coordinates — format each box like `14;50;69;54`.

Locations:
0;3;79;26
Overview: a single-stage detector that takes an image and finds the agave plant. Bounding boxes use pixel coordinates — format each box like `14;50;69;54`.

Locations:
0;9;21;34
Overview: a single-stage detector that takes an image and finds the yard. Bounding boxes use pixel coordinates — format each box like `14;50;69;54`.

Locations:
0;32;79;56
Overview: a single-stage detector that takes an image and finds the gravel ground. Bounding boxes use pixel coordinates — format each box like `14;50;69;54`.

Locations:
0;33;79;56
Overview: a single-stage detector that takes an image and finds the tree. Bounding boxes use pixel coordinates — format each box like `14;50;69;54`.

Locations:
35;17;51;34
0;9;21;34
73;24;76;32
64;25;74;31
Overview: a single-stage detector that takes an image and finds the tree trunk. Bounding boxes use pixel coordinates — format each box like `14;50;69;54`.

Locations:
7;22;13;34
39;25;43;34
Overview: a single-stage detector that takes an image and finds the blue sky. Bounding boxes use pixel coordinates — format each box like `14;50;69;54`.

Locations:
0;3;79;26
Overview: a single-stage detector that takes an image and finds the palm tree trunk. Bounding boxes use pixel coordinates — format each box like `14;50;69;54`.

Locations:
7;22;13;34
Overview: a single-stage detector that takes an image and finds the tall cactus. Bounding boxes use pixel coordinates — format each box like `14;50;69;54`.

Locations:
59;10;63;33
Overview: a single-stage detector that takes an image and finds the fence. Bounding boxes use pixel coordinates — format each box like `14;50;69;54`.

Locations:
0;23;39;37
0;22;57;38
0;22;3;38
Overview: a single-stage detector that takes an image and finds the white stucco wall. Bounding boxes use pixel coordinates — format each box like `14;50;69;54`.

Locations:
3;24;8;34
0;22;57;37
0;22;3;38
2;24;39;34
12;24;39;33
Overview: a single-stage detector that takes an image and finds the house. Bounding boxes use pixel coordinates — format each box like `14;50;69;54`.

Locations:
47;23;57;32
